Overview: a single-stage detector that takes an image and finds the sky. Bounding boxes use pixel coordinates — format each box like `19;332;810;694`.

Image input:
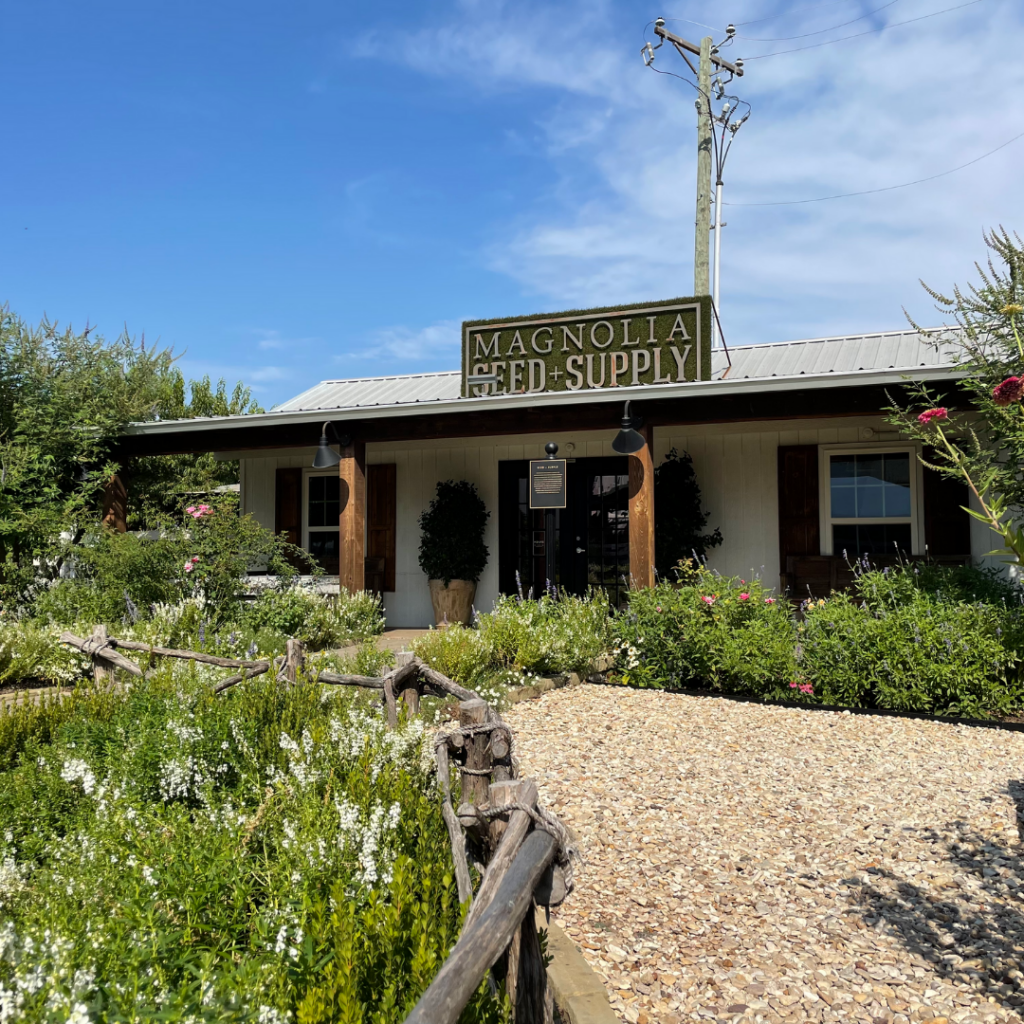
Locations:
1;0;1022;409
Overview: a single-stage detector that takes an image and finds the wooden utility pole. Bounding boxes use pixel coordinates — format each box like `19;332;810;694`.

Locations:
694;36;713;298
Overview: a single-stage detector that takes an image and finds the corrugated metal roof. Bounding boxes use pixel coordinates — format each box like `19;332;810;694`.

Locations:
273;371;461;412
270;329;960;412
711;327;959;381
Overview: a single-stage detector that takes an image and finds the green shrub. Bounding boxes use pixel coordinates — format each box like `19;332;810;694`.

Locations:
0;668;505;1023
418;481;489;585
413;625;491;685
0;621;86;688
242;587;385;650
615;564;797;698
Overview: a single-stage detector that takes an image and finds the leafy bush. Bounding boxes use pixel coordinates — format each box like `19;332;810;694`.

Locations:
654;448;722;574
617;561;1024;718
412;625;491;686
614;564;797;698
0;621;86;688
242;587;385;650
0;669;505;1023
418;481;489;585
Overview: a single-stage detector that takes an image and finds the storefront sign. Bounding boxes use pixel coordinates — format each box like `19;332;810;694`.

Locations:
462;297;711;397
529;458;567;509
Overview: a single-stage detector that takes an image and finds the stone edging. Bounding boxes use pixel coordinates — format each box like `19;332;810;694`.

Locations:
537;910;619;1024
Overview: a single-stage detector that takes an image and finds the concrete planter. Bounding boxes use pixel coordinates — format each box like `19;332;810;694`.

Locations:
428;579;477;626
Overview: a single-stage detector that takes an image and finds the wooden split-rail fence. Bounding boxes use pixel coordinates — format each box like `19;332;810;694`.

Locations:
60;628;577;1024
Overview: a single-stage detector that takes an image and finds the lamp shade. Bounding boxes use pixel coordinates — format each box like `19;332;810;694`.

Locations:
312;434;342;468
611;401;646;455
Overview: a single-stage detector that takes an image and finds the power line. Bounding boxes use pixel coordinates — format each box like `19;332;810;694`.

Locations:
736;0;903;41
725;127;1024;206
741;0;984;59
736;0;870;27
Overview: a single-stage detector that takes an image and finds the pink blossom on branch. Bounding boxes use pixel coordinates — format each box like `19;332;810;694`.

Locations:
917;407;948;425
993;377;1024;407
739;592;750;601
701;595;716;605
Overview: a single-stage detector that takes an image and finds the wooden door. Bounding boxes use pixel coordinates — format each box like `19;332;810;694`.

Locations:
366;464;396;593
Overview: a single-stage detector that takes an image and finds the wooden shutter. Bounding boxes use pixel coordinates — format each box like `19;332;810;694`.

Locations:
275;467;302;546
923;464;971;557
366;464;397;592
778;445;821;592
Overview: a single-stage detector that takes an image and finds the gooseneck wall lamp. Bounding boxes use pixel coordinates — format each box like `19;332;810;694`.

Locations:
611;401;647;455
312;421;353;469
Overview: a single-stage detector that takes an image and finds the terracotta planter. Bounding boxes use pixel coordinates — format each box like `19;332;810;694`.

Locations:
428;579;477;627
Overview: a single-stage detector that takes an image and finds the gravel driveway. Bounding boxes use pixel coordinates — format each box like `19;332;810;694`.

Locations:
503;684;1024;1024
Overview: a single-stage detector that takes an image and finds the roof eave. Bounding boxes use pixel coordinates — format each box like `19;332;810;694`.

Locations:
123;364;963;437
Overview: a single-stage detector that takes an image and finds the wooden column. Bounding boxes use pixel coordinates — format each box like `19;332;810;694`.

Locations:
102;473;128;533
339;439;366;593
628;423;655;590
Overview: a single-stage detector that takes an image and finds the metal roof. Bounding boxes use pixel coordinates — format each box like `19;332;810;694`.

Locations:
126;327;962;437
265;328;959;412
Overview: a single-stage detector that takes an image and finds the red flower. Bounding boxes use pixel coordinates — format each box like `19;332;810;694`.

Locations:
917;407;948;425
993;377;1024;407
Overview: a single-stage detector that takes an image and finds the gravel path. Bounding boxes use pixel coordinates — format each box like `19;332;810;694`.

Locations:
503;684;1024;1024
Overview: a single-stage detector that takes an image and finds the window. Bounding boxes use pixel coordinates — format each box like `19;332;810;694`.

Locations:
304;473;340;573
820;447;921;557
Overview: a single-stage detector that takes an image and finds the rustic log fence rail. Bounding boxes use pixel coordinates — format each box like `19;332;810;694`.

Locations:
60;629;576;1024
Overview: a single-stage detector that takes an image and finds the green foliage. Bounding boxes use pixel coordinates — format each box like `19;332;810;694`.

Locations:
412;626;491;686
616;561;1024;718
0;621;86;688
0;669;507;1023
614;564;797;698
653;448;722;575
242;586;385;651
892;228;1024;565
418;481;489;585
34;496;305;628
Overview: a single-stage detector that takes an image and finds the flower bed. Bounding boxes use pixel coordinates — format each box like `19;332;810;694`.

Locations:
613;561;1024;719
0;668;505;1024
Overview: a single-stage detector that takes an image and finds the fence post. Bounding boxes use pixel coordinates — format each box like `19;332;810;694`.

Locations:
459;698;491;806
283;639;305;684
92;625;110;685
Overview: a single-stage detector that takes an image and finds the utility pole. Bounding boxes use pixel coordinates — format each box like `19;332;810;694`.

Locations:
645;20;747;347
694;36;713;298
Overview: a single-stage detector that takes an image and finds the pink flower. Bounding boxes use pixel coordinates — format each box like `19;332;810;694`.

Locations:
701;595;716;605
789;681;798;688
184;562;194;573
917;407;948;425
655;605;663;613
764;598;776;605
185;505;196;514
993;377;1024;407
739;592;750;601
799;683;814;695
191;555;200;563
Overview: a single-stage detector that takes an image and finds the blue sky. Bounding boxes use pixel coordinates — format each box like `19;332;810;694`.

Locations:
2;0;1022;408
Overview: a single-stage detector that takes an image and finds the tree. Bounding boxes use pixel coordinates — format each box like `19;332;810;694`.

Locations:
893;227;1024;566
0;306;260;607
653;447;722;577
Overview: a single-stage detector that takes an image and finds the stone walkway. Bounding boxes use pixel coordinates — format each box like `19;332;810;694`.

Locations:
503;684;1024;1024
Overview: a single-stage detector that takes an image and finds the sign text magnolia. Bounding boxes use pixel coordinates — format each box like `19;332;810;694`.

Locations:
461;299;710;397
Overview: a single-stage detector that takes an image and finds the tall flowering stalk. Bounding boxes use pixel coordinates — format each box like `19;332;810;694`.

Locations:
893;228;1024;565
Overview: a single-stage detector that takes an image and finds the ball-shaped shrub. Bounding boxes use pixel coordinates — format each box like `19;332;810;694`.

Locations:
418;480;490;585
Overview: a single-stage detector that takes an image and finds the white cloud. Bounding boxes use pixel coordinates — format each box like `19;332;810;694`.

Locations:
349;318;463;364
362;0;1024;344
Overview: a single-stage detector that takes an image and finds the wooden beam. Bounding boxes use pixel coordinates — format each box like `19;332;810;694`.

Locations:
628;422;655;590
653;23;743;75
339;439;366;594
102;473;128;532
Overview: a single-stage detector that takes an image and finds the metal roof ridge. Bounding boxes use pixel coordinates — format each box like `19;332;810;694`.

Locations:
721;326;959;353
314;369;461;385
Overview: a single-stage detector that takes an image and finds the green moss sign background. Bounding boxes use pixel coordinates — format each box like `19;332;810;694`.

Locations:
461;297;712;397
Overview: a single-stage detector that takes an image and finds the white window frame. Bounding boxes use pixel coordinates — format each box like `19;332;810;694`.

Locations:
302;470;340;553
818;444;923;556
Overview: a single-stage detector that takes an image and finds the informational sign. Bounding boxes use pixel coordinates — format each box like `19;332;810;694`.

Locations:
529;459;567;509
462;296;711;397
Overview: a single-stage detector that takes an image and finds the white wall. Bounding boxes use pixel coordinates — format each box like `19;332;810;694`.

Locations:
232;414;996;627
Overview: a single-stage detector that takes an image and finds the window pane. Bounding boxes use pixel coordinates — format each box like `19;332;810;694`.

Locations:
308;476;340;528
830;453;911;519
309;531;339;570
833;522;911;558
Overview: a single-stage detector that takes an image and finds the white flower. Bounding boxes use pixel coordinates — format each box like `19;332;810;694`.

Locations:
60;760;96;796
66;1002;90;1024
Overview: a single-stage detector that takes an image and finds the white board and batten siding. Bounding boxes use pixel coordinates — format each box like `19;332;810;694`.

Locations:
232;414;999;628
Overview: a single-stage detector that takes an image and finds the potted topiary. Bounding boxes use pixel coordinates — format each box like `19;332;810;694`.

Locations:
418;480;490;626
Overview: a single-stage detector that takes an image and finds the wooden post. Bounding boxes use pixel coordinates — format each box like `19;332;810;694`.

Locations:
102;473;128;533
401;684;420;717
491;726;513;783
283;639;305;683
628;422;655;590
339;439;366;594
91;624;111;685
459;698;491;807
